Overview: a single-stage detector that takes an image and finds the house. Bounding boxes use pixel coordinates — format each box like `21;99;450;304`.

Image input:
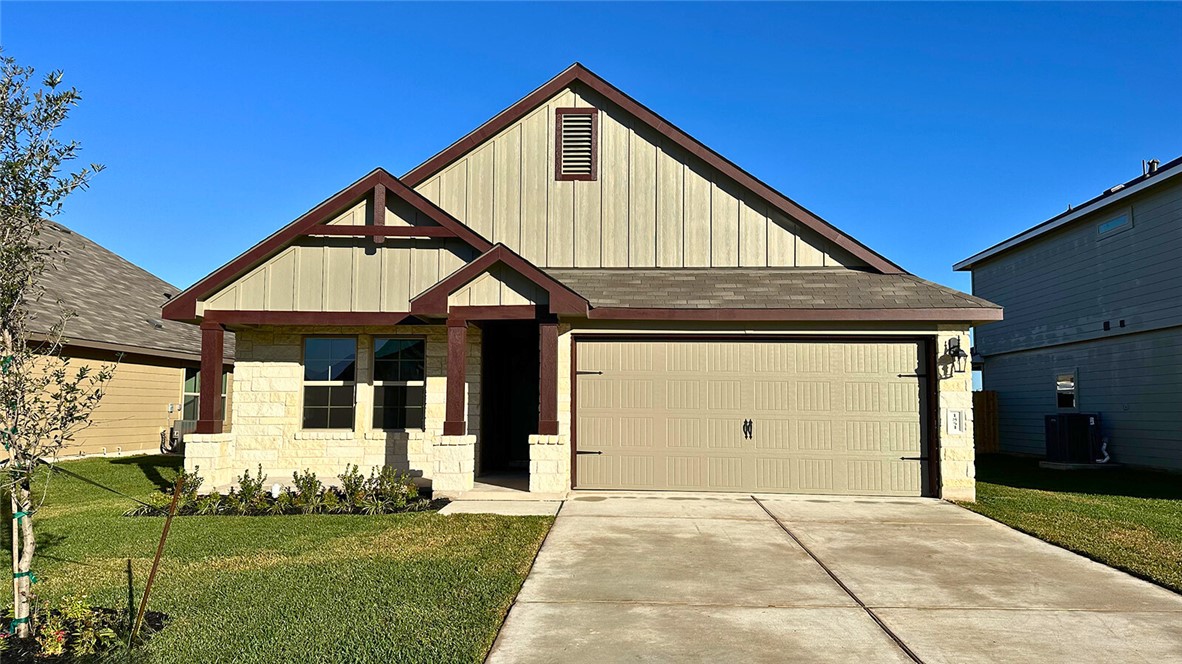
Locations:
955;155;1182;470
30;221;233;457
163;64;1000;500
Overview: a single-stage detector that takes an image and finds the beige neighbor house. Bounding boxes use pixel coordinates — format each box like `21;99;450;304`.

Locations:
31;222;233;457
956;155;1182;470
164;64;1000;500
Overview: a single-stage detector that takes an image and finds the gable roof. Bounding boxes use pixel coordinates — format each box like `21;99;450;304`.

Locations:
32;222;233;362
411;244;590;316
161;169;493;322
954;154;1182;271
402;63;904;275
546;268;1002;322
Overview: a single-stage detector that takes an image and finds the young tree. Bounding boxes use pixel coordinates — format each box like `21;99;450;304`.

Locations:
1;53;108;636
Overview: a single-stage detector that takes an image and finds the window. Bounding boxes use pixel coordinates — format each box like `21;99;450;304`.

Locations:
1056;372;1077;409
1097;212;1131;237
182;368;227;420
373;338;426;430
555;108;598;181
303;337;356;429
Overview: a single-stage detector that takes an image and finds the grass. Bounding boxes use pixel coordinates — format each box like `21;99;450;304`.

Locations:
4;455;553;663
962;454;1182;593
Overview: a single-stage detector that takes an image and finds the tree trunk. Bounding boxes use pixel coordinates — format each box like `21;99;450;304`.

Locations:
10;482;33;638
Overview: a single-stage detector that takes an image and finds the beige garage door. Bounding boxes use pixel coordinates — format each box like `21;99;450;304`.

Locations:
574;339;930;496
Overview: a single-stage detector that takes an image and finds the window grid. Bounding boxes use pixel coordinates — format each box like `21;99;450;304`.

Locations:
303;337;357;430
182;367;227;421
373;337;426;430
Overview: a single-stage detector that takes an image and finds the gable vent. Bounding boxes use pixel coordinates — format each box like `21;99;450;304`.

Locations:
555;108;597;181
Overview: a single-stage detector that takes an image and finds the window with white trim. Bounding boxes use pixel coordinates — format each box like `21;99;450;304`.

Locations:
302;337;356;429
1097;211;1132;238
182;368;226;421
373;338;426;430
1056;371;1077;409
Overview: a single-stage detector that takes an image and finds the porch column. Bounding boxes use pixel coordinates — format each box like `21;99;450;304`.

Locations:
196;321;225;434
538;321;559;435
443;318;468;435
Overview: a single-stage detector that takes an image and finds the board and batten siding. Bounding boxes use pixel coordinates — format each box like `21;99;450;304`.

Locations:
202;238;478;313
447;264;549;307
972;177;1182;357
982;326;1182;470
412;84;865;270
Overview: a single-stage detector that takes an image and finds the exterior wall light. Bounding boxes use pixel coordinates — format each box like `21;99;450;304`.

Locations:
946;337;969;374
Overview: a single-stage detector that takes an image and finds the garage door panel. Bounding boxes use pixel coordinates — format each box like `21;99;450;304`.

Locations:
706;379;743;410
578;452;656;488
705;418;745;449
575;339;929;496
794;380;833;412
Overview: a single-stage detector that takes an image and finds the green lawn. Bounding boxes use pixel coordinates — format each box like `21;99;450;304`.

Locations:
5;455;553;663
962;454;1182;593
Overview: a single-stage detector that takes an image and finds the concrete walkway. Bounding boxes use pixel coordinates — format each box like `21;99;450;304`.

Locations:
487;493;1182;663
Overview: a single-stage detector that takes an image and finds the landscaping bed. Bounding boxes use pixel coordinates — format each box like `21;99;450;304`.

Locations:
963;454;1182;593
4;455;553;663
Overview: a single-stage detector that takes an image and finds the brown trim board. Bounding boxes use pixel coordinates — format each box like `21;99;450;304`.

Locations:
162;169;492;322
584;307;1003;323
203;310;418;327
401;63;904;275
307;225;457;238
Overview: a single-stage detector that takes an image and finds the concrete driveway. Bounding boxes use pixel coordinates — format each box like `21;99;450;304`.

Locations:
487;493;1182;663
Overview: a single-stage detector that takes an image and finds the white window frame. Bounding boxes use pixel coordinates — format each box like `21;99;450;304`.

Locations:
372;336;427;431
301;336;357;431
1097;208;1133;239
1055;369;1078;410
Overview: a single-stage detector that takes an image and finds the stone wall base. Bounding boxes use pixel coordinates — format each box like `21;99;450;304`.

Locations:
432;435;476;497
183;432;237;489
529;434;571;494
183;430;437;493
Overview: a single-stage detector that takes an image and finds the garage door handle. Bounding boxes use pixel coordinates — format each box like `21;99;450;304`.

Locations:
576;450;603;455
899;456;929;461
577;370;604;375
742;420;752;439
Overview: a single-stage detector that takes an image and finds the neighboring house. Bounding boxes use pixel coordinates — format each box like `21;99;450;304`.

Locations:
163;64;1000;500
956;155;1182;470
29;222;233;456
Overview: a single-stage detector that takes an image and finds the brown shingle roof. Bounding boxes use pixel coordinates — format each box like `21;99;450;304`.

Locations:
545;268;1000;311
28;222;233;361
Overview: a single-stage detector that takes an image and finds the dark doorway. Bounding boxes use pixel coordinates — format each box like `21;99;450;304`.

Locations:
480;321;538;474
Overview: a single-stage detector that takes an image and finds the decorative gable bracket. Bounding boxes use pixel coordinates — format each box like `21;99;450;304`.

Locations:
410;244;590;317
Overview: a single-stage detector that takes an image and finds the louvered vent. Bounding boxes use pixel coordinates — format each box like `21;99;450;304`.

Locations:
556;109;597;180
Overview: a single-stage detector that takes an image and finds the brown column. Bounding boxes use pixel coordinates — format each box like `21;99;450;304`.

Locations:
196;321;225;434
443;318;468;435
538;321;559;435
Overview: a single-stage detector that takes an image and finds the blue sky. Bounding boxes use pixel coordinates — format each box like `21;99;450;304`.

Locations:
2;2;1180;292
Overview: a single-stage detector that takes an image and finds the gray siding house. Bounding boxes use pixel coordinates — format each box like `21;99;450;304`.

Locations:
956;156;1182;470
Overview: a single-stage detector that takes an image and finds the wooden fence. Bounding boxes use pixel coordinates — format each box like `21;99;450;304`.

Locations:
973;390;1000;454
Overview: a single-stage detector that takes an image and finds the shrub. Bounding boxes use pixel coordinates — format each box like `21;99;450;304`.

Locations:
4;595;133;661
291;470;323;515
337;464;367;510
125;464;431;518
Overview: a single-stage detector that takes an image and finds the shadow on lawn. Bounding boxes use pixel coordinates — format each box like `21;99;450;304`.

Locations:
109;454;183;493
977;453;1182;501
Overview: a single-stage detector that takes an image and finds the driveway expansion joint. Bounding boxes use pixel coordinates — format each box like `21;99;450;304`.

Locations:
752;495;926;664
